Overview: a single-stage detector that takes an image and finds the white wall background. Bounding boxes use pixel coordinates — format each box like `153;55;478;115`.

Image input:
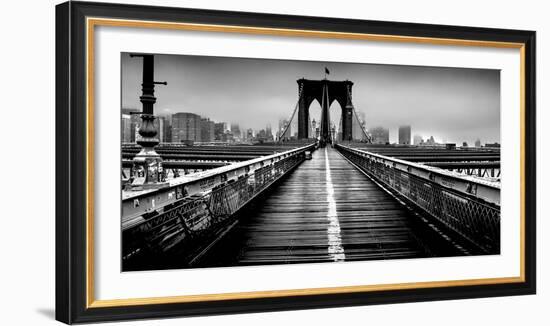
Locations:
0;0;547;324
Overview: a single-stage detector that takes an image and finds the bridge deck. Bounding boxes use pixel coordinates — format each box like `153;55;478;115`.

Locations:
200;147;433;266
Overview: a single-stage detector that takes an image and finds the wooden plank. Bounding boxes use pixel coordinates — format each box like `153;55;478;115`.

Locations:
202;146;433;266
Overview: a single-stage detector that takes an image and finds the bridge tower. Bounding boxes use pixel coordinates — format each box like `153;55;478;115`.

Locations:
129;54;167;189
342;83;354;141
297;78;354;146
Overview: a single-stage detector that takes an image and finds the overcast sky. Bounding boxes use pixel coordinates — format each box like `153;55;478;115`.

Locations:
121;53;500;145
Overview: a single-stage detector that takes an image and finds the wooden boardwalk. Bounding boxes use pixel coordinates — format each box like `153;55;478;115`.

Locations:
201;147;432;266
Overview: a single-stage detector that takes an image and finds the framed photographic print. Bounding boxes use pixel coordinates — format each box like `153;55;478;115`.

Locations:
55;1;536;324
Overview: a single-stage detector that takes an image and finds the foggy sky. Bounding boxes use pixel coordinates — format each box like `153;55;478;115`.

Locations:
121;53;500;145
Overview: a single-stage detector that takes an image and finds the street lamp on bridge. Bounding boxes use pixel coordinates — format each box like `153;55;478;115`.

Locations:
129;53;168;189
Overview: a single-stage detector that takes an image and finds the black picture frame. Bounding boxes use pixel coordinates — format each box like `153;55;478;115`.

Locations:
56;1;536;324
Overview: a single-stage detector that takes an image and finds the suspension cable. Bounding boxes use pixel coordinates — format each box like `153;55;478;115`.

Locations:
278;85;303;142
347;88;372;143
352;107;371;142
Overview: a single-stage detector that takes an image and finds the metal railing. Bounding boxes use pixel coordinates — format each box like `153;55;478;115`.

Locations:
122;143;316;261
336;144;501;254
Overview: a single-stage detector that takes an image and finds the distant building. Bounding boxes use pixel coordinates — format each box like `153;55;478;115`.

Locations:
121;108;140;142
230;123;241;141
398;125;411;145
413;134;423;145
425;136;436;145
154;116;165;142
200;118;215;142
475;139;481;147
369;126;390;144
162;117;172;143
246;128;254;141
484;142;501;148
121;113;132;143
172;112;201;143
462;141;469;147
255;129;268;143
265;124;274;141
258;129;266;138
214;122;227;141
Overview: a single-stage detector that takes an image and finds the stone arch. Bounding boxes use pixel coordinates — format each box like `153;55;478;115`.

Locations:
297;78;354;144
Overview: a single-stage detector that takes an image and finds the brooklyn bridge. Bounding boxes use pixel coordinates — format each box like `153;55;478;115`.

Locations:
121;54;500;271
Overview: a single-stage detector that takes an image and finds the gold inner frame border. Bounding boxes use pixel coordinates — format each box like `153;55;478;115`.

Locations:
85;17;526;309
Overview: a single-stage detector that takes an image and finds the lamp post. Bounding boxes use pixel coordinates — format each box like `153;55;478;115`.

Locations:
129;54;167;189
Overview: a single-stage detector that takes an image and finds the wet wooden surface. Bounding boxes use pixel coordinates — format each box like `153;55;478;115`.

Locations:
201;147;431;267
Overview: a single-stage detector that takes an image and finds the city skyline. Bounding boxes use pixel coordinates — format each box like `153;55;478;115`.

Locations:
122;53;500;145
122;108;500;147
121;108;275;143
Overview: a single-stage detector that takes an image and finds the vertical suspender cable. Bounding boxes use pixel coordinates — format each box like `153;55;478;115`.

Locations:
323;82;331;144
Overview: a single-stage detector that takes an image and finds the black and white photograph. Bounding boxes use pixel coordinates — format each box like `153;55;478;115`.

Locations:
121;53;501;272
46;1;540;324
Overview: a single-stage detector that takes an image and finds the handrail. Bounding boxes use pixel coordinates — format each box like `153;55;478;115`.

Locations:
336;144;500;205
336;143;500;254
121;143;315;265
122;143;316;223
